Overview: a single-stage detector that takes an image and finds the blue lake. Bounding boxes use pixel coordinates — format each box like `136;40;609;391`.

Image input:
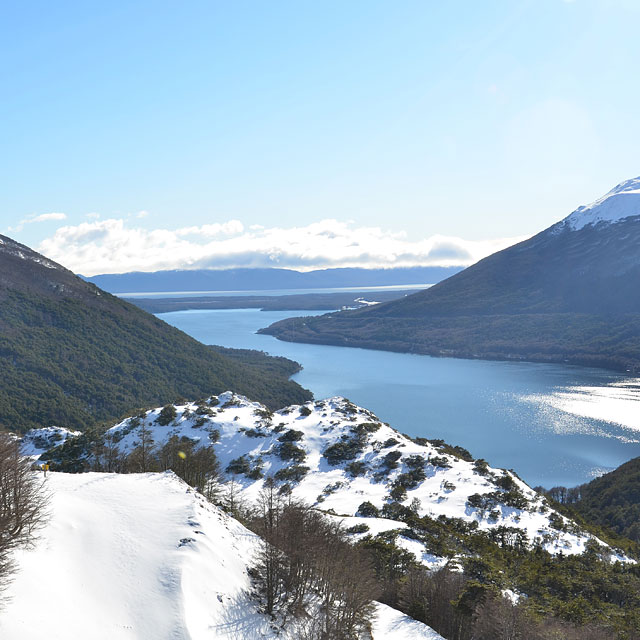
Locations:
159;308;640;488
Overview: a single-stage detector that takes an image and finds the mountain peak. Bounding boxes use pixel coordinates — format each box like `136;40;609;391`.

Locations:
563;176;640;231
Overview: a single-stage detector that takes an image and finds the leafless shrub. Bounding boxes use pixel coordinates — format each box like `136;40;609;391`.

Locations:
249;481;377;638
0;434;48;600
126;424;157;472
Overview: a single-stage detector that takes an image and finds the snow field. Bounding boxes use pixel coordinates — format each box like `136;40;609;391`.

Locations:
0;471;443;639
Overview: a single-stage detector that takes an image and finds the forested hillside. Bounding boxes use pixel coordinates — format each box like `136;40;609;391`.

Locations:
545;456;640;543
0;234;311;433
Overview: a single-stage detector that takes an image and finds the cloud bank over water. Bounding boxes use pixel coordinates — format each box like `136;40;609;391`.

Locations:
37;218;525;276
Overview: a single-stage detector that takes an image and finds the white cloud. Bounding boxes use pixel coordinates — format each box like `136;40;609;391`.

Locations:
175;221;244;237
32;212;67;222
20;212;68;225
7;212;68;233
37;218;526;276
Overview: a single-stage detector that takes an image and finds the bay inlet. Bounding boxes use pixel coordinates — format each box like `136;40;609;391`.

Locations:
158;307;640;488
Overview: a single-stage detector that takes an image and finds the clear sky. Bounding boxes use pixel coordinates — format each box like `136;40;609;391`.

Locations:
2;0;639;274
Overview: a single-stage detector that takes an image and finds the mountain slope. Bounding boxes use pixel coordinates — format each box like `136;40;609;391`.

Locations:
262;178;640;371
0;234;311;434
0;471;443;640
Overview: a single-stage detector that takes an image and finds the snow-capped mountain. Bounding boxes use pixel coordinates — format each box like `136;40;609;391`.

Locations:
34;393;630;566
0;234;61;271
563;177;640;231
262;177;640;371
0;471;442;640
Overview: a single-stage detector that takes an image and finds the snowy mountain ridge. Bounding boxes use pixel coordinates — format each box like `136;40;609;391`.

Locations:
562;176;640;231
0;233;61;270
32;392;631;567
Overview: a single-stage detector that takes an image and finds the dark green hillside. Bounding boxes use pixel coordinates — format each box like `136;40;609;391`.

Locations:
262;310;640;372
262;213;640;372
0;235;311;434
208;345;303;379
548;457;640;542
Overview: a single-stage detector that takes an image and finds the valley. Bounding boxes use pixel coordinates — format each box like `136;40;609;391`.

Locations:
5;5;640;638
158;306;640;488
4;197;640;638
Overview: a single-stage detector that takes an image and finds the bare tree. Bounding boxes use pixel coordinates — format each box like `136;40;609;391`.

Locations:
249;492;378;637
253;479;286;616
217;478;249;521
0;434;48;598
102;431;127;473
158;435;219;492
398;567;470;640
127;423;157;472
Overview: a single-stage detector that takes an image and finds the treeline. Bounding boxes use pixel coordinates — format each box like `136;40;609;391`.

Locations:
219;468;640;639
354;502;640;639
394;565;620;640
1;434;47;596
52;415;220;501
239;490;640;639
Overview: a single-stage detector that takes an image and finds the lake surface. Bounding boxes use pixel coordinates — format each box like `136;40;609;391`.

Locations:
159;308;640;488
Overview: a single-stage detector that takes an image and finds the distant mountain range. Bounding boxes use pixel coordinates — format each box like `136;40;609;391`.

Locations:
84;266;463;293
0;234;310;433
263;178;640;372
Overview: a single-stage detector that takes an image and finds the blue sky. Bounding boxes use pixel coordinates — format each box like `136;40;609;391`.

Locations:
2;0;639;274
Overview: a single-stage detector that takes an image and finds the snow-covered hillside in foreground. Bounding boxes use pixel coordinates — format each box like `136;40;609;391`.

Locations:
36;393;630;565
0;472;442;640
